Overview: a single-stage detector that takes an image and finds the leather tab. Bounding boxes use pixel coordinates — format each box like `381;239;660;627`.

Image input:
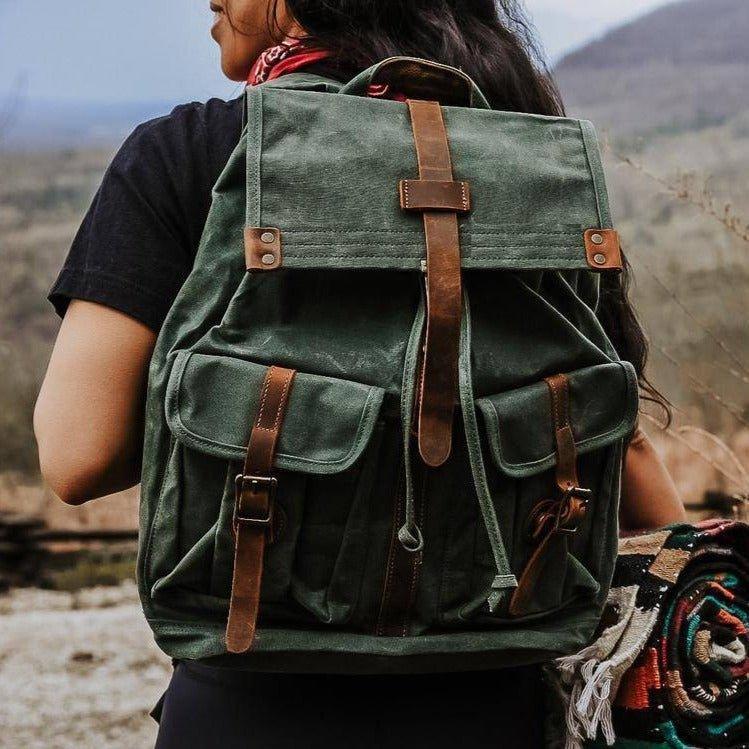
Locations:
584;229;622;271
226;365;296;654
245;227;283;271
399;179;471;212
405;99;463;468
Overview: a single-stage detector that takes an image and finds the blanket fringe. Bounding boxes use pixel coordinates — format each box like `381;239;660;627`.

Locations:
558;657;616;747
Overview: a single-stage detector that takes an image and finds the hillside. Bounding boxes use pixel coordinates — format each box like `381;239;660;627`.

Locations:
553;0;749;497
555;0;749;134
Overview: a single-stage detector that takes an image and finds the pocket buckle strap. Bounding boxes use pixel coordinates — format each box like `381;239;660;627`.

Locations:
226;365;296;654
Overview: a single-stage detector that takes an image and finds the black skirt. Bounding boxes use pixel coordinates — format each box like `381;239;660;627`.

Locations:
153;662;547;749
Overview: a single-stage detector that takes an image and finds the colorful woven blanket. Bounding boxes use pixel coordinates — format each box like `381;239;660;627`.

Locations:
551;520;749;749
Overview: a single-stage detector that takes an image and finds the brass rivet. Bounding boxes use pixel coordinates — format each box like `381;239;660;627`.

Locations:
261;253;276;266
260;231;276;244
593;253;607;266
591;233;605;246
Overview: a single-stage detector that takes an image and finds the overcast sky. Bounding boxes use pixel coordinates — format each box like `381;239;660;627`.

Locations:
0;0;673;105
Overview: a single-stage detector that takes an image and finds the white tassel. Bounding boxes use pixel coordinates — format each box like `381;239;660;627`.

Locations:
566;680;584;739
587;675;613;739
600;699;616;747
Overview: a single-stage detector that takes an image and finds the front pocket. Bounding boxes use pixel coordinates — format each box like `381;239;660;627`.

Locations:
440;361;638;624
145;350;387;627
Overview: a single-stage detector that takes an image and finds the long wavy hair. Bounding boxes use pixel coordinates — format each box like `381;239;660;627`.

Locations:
232;0;669;419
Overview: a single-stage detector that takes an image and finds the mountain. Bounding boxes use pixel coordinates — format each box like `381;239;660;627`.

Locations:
555;0;749;135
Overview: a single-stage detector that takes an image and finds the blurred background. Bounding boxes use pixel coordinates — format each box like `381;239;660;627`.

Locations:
1;0;747;746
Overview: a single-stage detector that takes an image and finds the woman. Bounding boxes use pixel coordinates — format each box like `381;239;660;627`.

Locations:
34;1;686;747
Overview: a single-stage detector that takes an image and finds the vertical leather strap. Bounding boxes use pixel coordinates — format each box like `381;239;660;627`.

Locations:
545;374;580;494
405;99;463;468
509;373;589;618
226;365;296;654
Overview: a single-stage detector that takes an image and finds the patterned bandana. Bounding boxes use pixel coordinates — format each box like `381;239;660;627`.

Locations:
247;40;330;86
247;41;407;101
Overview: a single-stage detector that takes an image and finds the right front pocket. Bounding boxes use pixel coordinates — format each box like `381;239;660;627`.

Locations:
440;360;639;625
146;350;387;627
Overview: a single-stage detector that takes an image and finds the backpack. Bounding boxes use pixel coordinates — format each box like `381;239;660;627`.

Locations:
138;57;639;672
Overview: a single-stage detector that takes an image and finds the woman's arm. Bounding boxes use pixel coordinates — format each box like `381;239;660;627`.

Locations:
34;300;156;505
619;427;687;531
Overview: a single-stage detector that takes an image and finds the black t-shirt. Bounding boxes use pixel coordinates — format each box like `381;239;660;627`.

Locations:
49;94;545;745
50;96;244;332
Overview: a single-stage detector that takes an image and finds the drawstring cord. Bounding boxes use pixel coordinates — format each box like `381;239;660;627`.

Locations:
397;287;516;613
457;291;517;611
397;289;426;553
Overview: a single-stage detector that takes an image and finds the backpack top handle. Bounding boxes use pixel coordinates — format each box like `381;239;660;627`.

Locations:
339;56;491;109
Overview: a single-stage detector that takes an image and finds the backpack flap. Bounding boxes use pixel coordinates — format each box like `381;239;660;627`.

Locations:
165;351;385;475
244;81;617;273
476;361;639;480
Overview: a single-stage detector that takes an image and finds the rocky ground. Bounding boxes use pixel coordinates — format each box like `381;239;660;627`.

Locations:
0;582;170;749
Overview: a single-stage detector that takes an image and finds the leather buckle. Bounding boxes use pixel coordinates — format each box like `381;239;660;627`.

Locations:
233;474;277;529
555;487;592;534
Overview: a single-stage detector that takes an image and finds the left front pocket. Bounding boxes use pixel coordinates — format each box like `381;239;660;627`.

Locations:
145;350;387;627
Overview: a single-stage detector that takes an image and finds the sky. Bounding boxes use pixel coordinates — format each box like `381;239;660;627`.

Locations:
0;0;673;107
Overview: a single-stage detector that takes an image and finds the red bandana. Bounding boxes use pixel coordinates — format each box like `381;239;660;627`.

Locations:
247;41;406;101
247;40;330;86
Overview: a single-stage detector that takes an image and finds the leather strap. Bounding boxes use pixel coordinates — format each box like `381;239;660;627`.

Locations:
404;99;464;468
545;374;580;494
510;373;589;618
225;365;296;654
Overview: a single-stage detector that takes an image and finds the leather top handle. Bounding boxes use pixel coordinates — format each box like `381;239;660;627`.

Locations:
339;57;490;109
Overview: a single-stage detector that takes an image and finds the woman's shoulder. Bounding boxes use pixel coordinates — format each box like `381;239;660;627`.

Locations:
118;96;245;186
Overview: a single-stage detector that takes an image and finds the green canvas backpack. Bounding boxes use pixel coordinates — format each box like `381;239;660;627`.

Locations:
138;57;639;673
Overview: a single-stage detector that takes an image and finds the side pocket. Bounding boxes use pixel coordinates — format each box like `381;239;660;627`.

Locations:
149;350;388;628
441;360;638;625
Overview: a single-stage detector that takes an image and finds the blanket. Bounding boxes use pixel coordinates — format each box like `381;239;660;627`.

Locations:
552;520;749;748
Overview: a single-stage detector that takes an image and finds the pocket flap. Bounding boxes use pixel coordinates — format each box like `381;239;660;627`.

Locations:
165;352;385;475
476;362;639;478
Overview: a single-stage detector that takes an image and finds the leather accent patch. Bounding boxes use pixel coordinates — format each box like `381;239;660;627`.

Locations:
584;229;622;271
245;227;283;271
399;179;471;213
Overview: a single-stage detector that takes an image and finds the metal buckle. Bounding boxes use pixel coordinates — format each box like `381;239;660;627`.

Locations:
556;487;593;534
233;474;277;528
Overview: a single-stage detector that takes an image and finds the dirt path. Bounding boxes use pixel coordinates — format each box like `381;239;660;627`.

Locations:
0;583;170;749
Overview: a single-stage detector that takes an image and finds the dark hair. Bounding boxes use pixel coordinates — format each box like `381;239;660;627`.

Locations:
598;253;672;424
273;0;564;115
245;0;669;420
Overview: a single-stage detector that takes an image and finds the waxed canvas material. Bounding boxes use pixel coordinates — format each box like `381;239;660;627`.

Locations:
138;61;638;673
246;87;610;271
